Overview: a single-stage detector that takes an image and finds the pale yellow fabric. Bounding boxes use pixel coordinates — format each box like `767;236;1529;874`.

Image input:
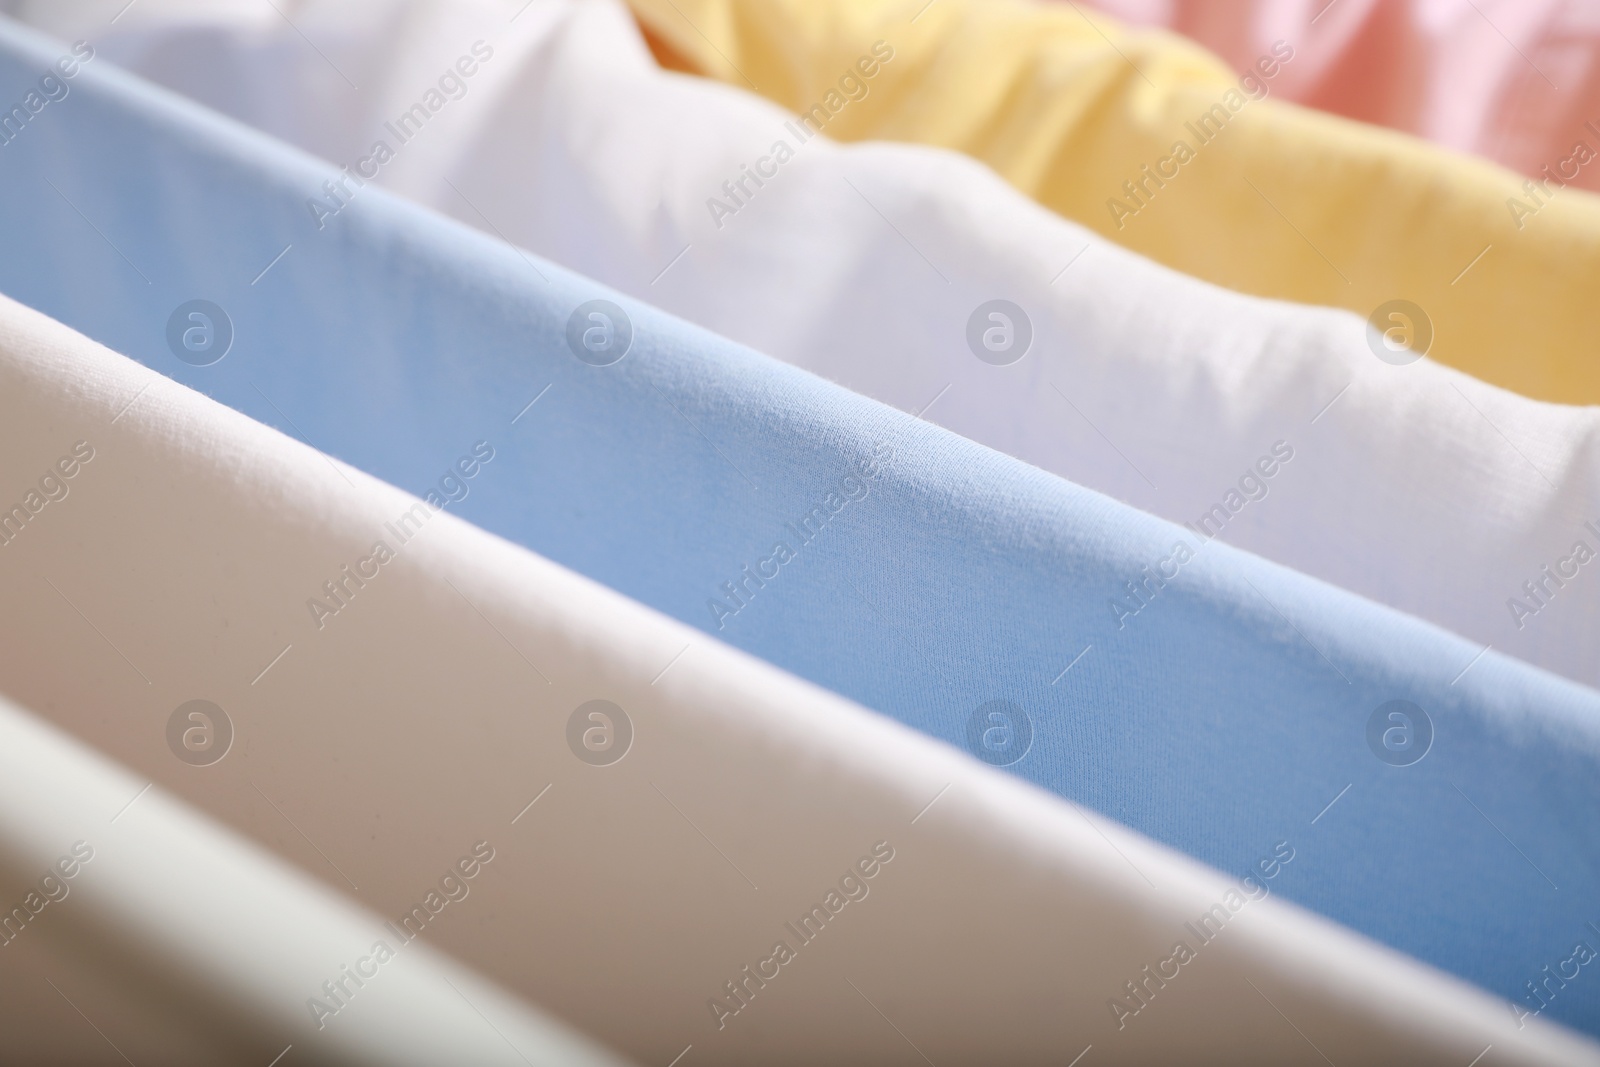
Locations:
629;0;1600;406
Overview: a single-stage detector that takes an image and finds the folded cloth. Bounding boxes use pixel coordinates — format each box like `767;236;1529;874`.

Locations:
3;299;1592;1065
0;692;629;1067
0;14;1598;1042
619;0;1600;407
1085;0;1600;196
23;0;1600;691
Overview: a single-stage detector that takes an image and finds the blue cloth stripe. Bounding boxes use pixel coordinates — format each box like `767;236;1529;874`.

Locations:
0;19;1595;1034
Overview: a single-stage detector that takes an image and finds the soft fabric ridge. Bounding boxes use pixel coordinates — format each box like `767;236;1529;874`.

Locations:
623;0;1600;406
19;0;1600;691
0;693;628;1067
0;15;1597;1039
3;292;1593;1063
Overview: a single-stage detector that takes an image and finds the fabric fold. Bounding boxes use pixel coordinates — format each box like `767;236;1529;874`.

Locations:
20;0;1600;691
622;0;1600;406
0;280;1595;1065
0;9;1598;1043
0;690;632;1067
1083;0;1600;196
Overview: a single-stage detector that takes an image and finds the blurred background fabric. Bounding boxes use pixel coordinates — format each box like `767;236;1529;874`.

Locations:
1084;0;1600;194
626;0;1600;405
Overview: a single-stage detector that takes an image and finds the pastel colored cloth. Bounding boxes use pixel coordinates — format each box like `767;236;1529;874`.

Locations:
0;691;628;1067
6;300;1589;1067
1085;0;1600;195
622;0;1600;406
36;0;1600;691
1;16;1599;1043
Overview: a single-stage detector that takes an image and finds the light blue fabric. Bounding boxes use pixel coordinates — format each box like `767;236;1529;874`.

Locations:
0;20;1596;1032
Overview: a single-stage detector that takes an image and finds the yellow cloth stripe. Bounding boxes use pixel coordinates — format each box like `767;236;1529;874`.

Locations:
630;0;1600;406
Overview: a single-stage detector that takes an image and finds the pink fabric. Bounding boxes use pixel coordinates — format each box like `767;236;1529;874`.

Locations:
1086;0;1600;191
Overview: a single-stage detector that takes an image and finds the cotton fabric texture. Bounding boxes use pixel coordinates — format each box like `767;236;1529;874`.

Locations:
1086;0;1600;195
0;692;627;1067
0;15;1598;1040
624;0;1600;406
1;295;1590;1064
30;0;1600;691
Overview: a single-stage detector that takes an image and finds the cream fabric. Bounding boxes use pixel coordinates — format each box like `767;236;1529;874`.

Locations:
0;294;1591;1064
0;694;631;1067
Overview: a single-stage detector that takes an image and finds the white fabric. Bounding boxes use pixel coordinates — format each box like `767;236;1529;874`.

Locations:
0;695;630;1067
11;0;1599;689
0;295;1593;1064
